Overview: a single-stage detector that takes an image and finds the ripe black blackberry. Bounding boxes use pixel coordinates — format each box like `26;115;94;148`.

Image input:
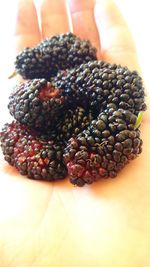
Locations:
50;106;95;142
52;60;146;115
64;108;143;186
0;121;67;180
15;33;97;79
8;79;64;130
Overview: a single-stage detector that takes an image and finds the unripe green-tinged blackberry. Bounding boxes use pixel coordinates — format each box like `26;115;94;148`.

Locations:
52;60;146;115
15;33;97;79
0;121;67;180
8;79;64;130
51;106;95;142
64;108;143;186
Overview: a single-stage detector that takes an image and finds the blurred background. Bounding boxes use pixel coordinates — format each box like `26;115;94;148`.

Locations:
0;0;149;127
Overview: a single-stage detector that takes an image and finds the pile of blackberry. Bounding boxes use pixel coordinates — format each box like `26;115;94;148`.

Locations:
0;33;146;186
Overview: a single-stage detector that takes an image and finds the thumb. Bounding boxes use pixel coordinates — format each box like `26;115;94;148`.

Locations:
94;0;140;71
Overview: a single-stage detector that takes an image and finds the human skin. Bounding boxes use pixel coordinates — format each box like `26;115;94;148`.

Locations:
0;0;150;266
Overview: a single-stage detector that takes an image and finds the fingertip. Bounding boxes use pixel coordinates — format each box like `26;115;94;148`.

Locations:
40;0;70;38
94;0;127;32
94;0;139;70
14;0;41;52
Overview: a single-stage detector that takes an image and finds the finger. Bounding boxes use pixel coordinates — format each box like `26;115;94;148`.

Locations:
14;0;41;53
94;0;140;70
40;0;70;38
68;0;101;58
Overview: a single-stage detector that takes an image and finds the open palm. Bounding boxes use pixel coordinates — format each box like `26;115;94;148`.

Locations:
0;0;150;266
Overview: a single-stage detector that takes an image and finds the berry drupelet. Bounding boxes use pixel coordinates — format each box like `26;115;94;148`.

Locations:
0;121;67;180
64;108;143;186
15;33;97;79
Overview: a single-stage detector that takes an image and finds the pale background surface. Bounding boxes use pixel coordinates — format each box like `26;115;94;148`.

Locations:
0;0;149;128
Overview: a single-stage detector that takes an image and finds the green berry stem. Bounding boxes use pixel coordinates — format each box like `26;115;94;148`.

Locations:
134;111;144;130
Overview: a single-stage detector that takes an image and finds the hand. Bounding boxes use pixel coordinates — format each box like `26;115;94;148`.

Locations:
0;0;150;266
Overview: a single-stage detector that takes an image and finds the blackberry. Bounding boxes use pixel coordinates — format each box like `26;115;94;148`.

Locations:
8;79;64;130
52;60;146;115
15;33;97;79
64;108;143;186
51;106;95;142
0;121;67;180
